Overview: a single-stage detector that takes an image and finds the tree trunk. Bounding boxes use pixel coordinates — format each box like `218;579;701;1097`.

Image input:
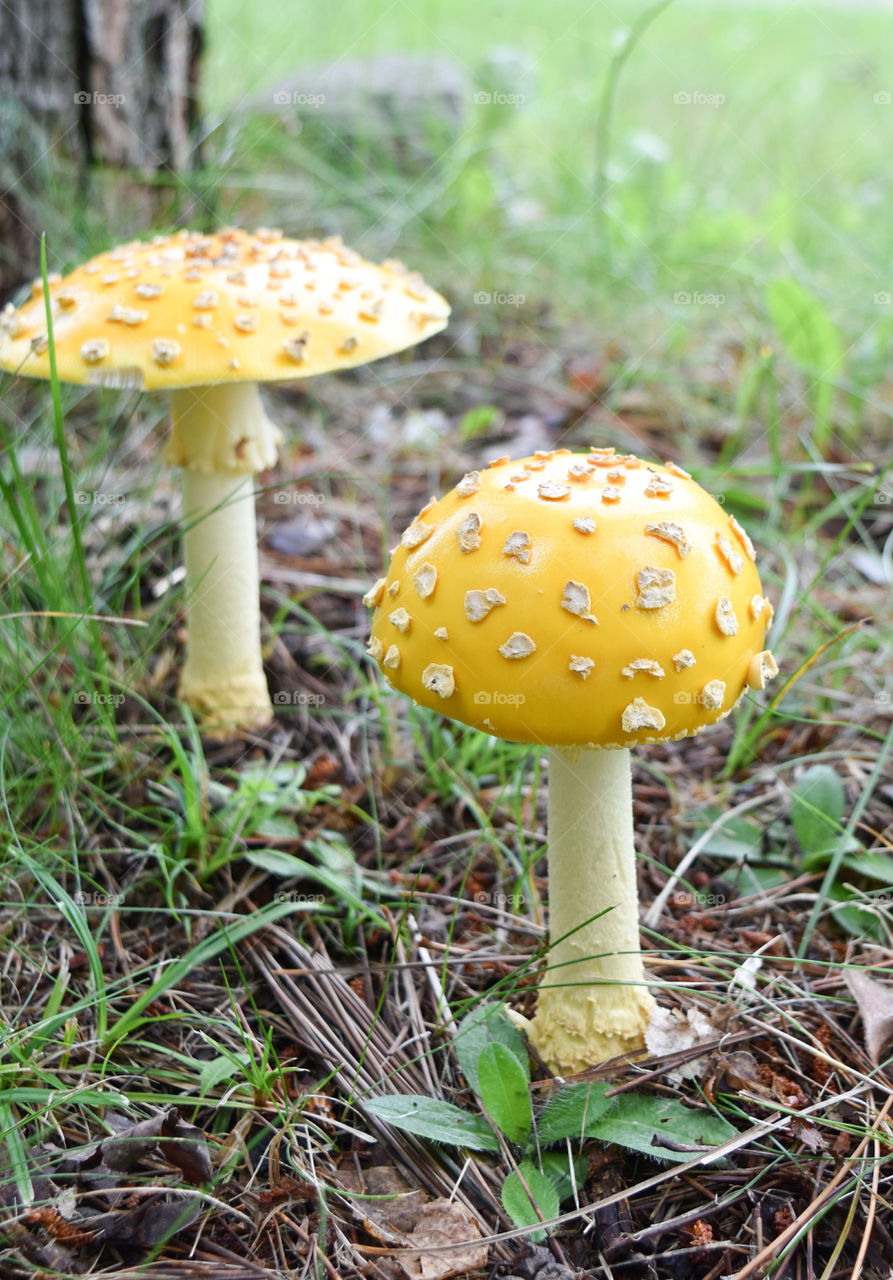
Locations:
0;0;203;295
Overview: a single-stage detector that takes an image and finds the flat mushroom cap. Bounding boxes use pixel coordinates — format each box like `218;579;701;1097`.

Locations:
0;227;450;391
367;450;777;747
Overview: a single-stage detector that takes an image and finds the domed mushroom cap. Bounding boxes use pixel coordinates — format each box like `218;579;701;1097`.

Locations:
0;227;449;390
366;449;777;747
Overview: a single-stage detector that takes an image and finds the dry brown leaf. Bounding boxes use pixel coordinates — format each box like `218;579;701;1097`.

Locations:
398;1198;488;1280
336;1165;427;1244
844;968;893;1064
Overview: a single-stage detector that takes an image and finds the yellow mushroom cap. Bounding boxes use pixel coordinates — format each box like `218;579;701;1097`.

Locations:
366;450;777;747
0;227;449;390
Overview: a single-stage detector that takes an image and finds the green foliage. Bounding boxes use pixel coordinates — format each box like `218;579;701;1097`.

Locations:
363;1096;500;1152
790;765;846;856
501;1162;559;1243
367;1006;740;1237
765;279;842;446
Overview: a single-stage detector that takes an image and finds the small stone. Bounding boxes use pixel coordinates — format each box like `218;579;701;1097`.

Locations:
422;663;456;698
456;471;481;497
622;658;665;679
672;649;696;671
699;680;726;710
383;644;401;669
362;578;386;608
503;530;531;563
573;517;596;534
499;632;536;660
569;655;594;679
413;562;437;599
538;480;570;501
561;580;598;623
646;521;691;557
464;588;506;622
636;566;676;609
456;511;482;553
715;597;739;636
621;698;666;733
746;650;779;690
80;338;109;363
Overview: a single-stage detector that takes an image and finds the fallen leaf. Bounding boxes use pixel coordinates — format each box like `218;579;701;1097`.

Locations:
844;968;893;1064
336;1165;427;1244
398;1199;488;1280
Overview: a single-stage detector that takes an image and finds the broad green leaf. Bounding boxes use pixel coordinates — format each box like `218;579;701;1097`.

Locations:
199;1053;250;1095
455;1003;528;1095
539;1151;589;1202
827;886;888;943
791;765;846;855
501;1161;559;1242
477;1042;531;1144
592;1094;737;1164
537;1082;615;1144
364;1095;499;1151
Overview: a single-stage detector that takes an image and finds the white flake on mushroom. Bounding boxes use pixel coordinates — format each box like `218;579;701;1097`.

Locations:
698;680;726;710
601;486;621;503
456;512;482;552
363;577;386;608
750;594;767;621
538;480;570;501
456;471;481;497
401;519;434;550
621;659;665;679
367;636;384;661
383;645;401;669
746;650;778;690
422;663;456;698
644;475;674;498
715;532;743;576
389;607;412;633
464;588;506;622
499;632;536;660
387;580;400;597
572;517;596;535
561;581;598;624
715;597;739;636
645;522;691;558
413;562;438;599
107;305;149;326
80;338;110;363
729;515;756;561
569;655;594;679
152;339;181;366
434;626;449;640
672;649;696;671
621;698;666;733
503;530;531;563
636;566;676;609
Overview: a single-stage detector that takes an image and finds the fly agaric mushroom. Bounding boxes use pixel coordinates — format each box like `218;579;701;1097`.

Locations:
0;227;449;733
365;448;777;1073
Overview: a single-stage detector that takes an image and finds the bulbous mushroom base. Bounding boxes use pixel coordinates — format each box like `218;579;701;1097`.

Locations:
528;982;655;1076
177;668;273;738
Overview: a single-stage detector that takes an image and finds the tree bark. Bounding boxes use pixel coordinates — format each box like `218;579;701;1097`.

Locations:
0;0;203;295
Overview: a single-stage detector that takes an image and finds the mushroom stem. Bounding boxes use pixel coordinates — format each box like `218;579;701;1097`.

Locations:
169;384;282;733
529;746;655;1073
